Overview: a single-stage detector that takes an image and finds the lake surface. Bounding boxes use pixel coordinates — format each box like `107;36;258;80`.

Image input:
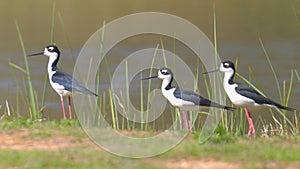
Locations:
0;1;299;126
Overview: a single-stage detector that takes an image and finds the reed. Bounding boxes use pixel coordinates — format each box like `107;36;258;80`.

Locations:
14;22;41;120
5;5;299;139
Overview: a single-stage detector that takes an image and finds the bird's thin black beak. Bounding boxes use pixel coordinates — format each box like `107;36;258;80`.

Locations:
27;52;44;57
203;69;219;74
141;75;158;80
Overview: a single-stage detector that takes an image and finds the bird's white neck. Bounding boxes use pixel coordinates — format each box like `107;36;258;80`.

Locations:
47;54;59;74
223;70;235;86
161;77;173;91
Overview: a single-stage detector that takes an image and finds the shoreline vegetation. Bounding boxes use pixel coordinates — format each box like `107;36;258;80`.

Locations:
1;2;299;169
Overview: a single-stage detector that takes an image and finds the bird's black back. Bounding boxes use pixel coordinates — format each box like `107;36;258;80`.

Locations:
173;88;235;110
52;70;97;96
235;83;294;111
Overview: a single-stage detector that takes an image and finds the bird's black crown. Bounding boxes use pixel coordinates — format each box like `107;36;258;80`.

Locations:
159;67;173;75
222;60;235;70
46;45;60;55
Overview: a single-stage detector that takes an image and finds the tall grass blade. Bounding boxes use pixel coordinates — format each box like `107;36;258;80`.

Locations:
108;89;116;129
295;69;300;82
293;6;300;26
236;73;265;96
50;0;56;44
5;100;11;117
259;38;282;102
15;21;39;120
140;73;144;130
287;70;294;105
8;62;27;74
145;44;159;130
41;0;56;116
125;60;130;128
237;71;296;132
57;12;74;62
160;38;167;67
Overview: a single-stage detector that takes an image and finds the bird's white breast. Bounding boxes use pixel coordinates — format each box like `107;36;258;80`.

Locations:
161;88;194;107
223;82;255;106
48;70;72;97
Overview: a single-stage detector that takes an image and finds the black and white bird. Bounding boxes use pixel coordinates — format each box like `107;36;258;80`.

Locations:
205;60;295;136
28;45;97;120
142;67;235;132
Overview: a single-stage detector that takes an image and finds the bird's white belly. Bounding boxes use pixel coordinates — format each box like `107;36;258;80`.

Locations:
48;74;72;97
50;81;72;96
162;88;194;107
224;84;255;107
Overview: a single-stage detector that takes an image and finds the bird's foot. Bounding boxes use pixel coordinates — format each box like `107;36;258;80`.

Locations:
188;120;193;133
247;126;256;137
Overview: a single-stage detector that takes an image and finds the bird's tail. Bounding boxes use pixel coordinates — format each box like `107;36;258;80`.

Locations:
81;88;98;96
209;102;235;111
87;90;98;97
271;102;295;112
262;98;295;112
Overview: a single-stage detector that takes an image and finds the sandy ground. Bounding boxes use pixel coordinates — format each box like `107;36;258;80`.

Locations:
0;129;299;169
164;158;239;169
0;128;94;150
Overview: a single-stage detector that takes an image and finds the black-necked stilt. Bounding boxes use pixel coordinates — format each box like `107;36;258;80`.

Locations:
142;67;235;132
28;45;97;120
205;60;295;136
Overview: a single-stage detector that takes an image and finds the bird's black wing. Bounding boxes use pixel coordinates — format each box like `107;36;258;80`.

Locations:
52;70;97;96
235;83;265;102
173;88;235;110
235;83;294;111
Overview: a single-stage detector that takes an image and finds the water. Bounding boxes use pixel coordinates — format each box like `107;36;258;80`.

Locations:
0;1;299;122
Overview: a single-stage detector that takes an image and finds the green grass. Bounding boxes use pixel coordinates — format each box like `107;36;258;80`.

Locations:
0;121;299;169
0;149;157;169
169;136;300;161
2;3;300;169
0;118;79;131
6;2;299;153
202;7;298;137
15;22;41;120
11;2;57;121
7;2;297;138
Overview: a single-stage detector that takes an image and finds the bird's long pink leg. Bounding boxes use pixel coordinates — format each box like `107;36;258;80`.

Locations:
244;108;256;136
187;111;192;133
181;111;192;133
181;111;189;131
68;96;72;120
60;96;67;119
